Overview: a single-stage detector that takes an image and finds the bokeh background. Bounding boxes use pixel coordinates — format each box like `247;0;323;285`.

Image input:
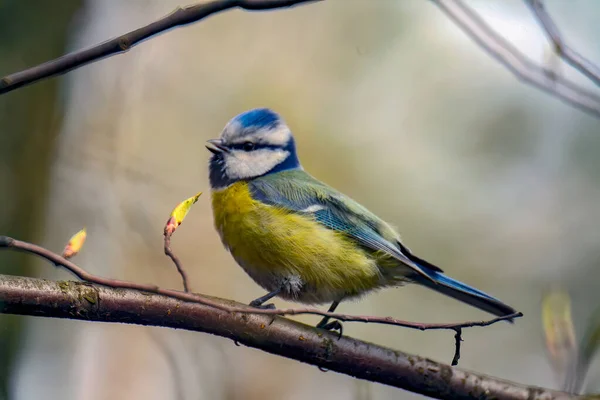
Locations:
1;0;599;399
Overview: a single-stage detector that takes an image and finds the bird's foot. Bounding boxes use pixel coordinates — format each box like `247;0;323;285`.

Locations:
249;300;276;310
317;320;343;339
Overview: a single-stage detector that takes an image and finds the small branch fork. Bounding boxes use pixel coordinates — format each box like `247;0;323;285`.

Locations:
431;0;600;119
0;235;520;365
0;0;322;95
524;0;600;87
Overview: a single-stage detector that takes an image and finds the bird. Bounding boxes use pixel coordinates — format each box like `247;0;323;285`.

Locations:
206;108;517;331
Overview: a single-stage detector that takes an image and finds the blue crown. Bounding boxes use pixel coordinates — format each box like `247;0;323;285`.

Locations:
234;108;280;130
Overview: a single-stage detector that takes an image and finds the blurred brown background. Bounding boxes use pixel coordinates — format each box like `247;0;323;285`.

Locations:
1;0;599;399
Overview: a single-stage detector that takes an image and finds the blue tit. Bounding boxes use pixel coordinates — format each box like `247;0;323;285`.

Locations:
206;108;516;330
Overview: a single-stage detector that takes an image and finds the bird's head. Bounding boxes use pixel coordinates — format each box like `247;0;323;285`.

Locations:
206;108;301;189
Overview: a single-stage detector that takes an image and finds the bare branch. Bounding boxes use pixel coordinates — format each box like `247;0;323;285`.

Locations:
0;274;571;400
431;0;600;119
0;0;321;95
525;0;600;87
3;0;599;123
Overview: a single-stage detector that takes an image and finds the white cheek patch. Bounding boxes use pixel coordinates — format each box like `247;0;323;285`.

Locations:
224;149;290;179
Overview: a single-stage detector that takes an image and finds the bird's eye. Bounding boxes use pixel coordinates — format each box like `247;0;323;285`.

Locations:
243;142;255;151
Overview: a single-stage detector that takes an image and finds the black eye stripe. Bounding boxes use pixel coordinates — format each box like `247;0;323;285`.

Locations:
228;142;281;151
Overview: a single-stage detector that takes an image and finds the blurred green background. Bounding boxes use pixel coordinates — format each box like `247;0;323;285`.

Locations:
0;0;599;399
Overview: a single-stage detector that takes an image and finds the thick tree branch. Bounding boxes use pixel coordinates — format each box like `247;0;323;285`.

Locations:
431;0;600;119
0;274;571;400
0;0;321;95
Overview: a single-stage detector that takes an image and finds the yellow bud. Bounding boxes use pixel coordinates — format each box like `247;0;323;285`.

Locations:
62;228;87;259
164;192;202;236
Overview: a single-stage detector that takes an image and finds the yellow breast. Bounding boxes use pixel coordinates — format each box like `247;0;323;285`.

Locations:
211;181;381;304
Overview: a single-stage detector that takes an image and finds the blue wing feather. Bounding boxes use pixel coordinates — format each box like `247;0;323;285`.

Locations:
249;172;438;282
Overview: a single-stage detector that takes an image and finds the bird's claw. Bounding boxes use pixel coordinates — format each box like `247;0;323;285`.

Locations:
318;320;343;339
249;301;276;310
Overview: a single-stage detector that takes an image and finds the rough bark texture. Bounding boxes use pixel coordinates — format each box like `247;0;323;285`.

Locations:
0;274;572;400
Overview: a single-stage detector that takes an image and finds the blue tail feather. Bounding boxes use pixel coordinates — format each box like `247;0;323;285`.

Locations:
415;269;516;318
430;272;498;302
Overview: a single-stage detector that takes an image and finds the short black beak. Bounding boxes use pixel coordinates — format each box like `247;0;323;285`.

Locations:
206;139;229;154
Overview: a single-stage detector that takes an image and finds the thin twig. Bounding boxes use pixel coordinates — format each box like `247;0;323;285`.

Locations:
525;0;600;87
0;0;322;95
0;274;571;400
163;230;190;292
0;236;521;347
431;0;600;119
451;328;463;366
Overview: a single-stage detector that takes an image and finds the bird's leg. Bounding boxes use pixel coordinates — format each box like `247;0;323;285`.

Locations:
316;300;340;327
249;284;285;310
316;300;343;338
